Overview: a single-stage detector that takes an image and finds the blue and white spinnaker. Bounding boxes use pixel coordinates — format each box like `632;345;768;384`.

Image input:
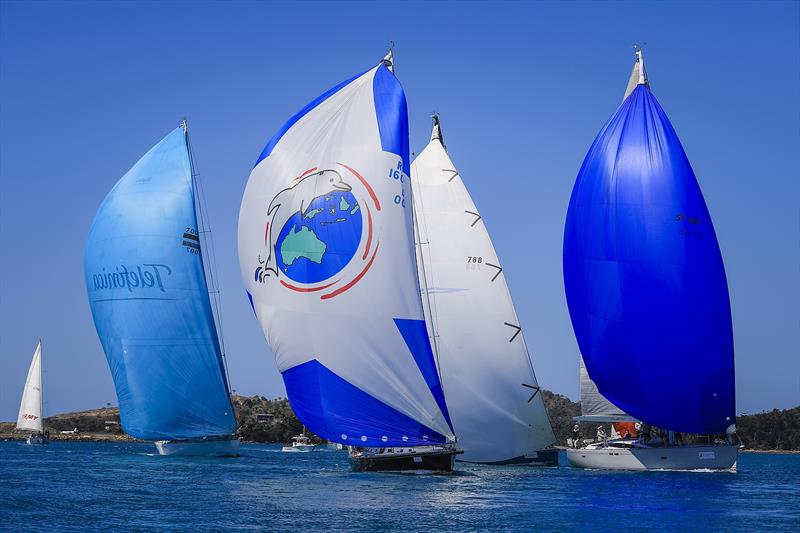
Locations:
238;58;454;447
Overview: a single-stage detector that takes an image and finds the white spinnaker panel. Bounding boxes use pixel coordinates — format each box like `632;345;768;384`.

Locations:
411;123;556;463
238;65;452;443
16;341;43;433
579;357;628;417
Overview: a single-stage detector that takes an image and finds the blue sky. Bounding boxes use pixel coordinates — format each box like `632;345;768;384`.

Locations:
1;1;798;421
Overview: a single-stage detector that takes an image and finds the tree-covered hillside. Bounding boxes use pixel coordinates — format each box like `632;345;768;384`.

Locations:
5;392;796;450
736;407;800;451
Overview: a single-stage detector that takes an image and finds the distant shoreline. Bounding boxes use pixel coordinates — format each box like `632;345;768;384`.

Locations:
741;449;800;454
4;398;798;451
0;431;136;443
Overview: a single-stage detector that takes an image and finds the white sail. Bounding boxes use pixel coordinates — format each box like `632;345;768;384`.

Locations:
623;46;648;101
578;357;632;421
411;117;555;463
16;341;43;433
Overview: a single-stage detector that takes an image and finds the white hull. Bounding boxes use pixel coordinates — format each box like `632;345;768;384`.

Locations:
317;442;344;451
154;438;240;457
281;444;315;452
567;444;738;471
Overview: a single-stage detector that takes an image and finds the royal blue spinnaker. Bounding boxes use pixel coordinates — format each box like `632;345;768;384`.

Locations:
563;53;735;435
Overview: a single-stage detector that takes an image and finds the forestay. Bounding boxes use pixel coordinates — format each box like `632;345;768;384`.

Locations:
238;61;454;447
411;117;555;463
16;341;43;433
84;127;236;441
563;53;735;435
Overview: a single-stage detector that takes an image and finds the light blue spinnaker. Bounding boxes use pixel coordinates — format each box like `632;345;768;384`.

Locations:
563;53;735;435
84;126;236;441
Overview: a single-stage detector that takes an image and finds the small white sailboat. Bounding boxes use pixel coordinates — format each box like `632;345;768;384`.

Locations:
17;341;48;445
411;116;557;465
563;47;739;471
282;429;315;453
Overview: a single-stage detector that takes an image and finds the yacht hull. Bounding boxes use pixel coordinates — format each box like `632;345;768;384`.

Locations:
154;437;240;457
464;448;560;466
567;444;738;471
25;433;48;445
349;445;462;472
281;444;315;452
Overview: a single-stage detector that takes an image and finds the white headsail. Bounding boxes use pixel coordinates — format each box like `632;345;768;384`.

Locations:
411;116;555;463
16;341;43;433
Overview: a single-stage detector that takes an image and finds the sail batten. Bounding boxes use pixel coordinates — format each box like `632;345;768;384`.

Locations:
238;62;453;447
411;118;555;463
564;56;735;435
16;341;43;433
85;127;236;441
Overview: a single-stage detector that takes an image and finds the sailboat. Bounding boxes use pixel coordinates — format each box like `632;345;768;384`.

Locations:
563;47;738;470
17;340;48;445
411;116;557;464
238;51;461;471
84;120;239;456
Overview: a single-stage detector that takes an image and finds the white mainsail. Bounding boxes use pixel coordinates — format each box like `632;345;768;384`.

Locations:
411;116;555;463
16;341;43;433
577;357;634;421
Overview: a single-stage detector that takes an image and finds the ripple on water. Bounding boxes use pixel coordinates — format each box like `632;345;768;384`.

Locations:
1;443;799;531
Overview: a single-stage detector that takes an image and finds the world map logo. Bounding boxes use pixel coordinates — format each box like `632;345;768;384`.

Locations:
275;190;362;283
256;164;380;300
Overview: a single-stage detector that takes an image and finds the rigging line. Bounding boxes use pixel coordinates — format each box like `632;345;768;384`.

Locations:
412;164;443;351
41;340;46;421
411;169;444;383
185;126;234;399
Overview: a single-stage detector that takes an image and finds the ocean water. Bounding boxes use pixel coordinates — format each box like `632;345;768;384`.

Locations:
1;442;798;531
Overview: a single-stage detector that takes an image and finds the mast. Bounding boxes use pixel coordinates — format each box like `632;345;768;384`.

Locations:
635;45;647;85
430;113;445;149
38;339;43;427
182;119;235;407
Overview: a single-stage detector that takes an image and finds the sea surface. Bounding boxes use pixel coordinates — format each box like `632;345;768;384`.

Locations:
1;441;798;531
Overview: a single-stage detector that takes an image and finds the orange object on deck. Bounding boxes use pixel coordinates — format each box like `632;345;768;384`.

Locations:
613;422;638;438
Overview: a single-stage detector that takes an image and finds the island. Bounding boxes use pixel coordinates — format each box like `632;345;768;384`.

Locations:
2;392;797;451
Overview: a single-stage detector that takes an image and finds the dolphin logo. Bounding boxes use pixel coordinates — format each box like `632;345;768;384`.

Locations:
257;169;351;281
